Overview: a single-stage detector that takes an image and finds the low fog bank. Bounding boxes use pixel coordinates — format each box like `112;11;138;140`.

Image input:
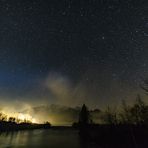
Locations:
23;104;102;125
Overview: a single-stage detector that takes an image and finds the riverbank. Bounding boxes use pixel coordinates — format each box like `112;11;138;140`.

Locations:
0;121;51;132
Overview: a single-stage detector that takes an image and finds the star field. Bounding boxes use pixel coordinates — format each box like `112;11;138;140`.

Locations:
0;0;148;108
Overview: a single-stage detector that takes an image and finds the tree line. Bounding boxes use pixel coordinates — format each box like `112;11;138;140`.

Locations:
77;95;148;126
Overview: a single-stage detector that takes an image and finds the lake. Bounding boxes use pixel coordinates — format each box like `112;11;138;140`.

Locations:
1;127;140;148
0;128;94;148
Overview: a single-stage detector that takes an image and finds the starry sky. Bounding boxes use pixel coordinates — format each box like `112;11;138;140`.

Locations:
0;0;148;109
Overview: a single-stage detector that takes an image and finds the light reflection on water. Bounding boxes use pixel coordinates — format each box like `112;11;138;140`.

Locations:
0;129;82;148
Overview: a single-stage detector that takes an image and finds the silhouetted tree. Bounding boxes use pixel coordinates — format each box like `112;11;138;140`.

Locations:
79;104;90;125
102;106;118;125
1;114;7;121
130;95;148;124
0;113;7;122
16;118;21;123
44;121;51;128
119;100;132;124
118;95;148;125
9;117;16;123
141;79;148;94
0;113;2;121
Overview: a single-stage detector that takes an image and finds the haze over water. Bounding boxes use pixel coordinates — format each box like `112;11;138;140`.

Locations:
0;129;82;148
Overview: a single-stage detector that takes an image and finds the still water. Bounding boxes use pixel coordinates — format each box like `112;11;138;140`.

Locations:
0;129;83;148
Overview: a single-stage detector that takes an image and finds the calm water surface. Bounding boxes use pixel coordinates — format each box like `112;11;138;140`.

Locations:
0;129;84;148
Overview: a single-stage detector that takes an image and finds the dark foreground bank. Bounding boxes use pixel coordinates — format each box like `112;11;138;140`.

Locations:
0;121;51;132
77;124;148;148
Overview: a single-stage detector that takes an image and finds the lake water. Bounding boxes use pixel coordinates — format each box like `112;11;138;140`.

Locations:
0;129;90;148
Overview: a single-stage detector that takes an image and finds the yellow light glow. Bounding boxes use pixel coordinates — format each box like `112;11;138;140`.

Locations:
1;111;39;123
17;113;38;123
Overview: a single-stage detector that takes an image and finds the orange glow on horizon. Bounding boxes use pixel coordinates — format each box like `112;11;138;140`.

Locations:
1;111;39;124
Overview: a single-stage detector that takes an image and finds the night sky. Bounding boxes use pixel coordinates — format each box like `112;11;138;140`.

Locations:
0;0;148;109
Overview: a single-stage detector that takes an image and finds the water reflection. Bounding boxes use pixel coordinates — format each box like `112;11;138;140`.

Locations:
0;129;83;148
